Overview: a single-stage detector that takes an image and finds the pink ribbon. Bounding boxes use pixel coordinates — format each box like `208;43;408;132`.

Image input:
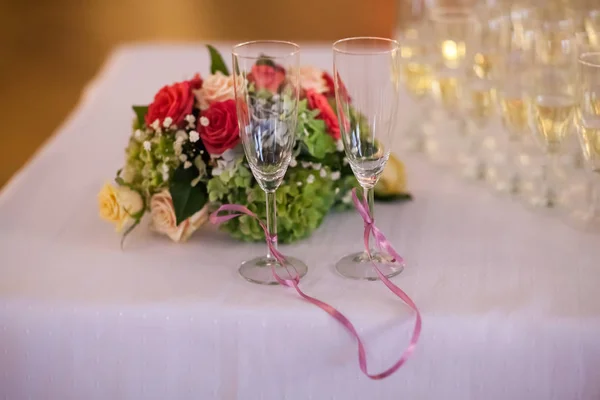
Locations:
210;188;421;380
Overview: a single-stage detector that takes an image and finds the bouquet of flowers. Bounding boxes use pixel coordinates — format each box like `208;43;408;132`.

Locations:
98;46;410;244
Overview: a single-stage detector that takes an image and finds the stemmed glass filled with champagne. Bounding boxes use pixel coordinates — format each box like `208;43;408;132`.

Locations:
528;16;578;208
427;5;477;167
573;51;600;230
332;37;404;280
495;4;538;195
396;0;433;152
231;41;308;284
459;1;511;181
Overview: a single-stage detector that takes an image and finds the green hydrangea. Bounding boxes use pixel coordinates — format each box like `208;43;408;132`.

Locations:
295;99;337;159
119;132;180;201
208;165;336;243
203;96;365;243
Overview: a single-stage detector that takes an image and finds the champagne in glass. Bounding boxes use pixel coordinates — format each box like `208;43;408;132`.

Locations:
426;6;477;166
332;37;404;281
494;8;538;195
527;17;578;208
500;95;530;136
532;93;576;151
572;51;600;230
396;0;433;152
459;6;510;181
401;60;433;98
231;41;307;285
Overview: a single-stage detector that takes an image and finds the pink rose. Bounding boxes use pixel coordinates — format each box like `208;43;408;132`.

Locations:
248;64;285;92
306;89;341;140
150;190;209;242
193;72;236;110
145;81;195;128
200;100;240;155
289;66;328;94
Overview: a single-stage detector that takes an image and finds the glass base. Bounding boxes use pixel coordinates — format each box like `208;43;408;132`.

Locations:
492;175;520;195
335;251;404;281
567;210;600;233
526;191;559;209
459;157;486;181
239;255;307;285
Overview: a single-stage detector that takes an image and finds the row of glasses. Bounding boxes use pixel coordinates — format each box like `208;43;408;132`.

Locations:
232;38;403;284
395;0;600;232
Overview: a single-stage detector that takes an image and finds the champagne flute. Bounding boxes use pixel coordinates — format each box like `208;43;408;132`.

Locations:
459;4;511;181
427;5;477;167
396;0;433;152
585;8;600;47
231;41;307;285
528;16;578;208
495;5;537;194
332;37;404;280
573;51;600;230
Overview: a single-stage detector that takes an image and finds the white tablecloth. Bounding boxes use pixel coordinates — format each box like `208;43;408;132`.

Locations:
1;44;599;400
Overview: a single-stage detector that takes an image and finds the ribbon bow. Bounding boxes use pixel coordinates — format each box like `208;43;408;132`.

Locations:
210;189;421;380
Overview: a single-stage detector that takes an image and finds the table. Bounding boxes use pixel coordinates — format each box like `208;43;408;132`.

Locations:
1;44;599;400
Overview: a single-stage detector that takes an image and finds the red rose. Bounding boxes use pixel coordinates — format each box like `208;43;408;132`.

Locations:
322;72;335;97
145;81;195;128
322;71;351;103
188;73;203;90
306;89;341;140
200;100;240;154
249;64;285;92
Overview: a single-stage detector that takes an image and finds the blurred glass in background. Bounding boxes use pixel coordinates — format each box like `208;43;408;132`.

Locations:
394;0;600;231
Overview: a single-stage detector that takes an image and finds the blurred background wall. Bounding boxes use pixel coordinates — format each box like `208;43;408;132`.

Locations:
0;0;398;188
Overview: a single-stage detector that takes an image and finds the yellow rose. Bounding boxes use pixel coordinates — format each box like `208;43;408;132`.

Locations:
150;190;209;242
98;183;144;232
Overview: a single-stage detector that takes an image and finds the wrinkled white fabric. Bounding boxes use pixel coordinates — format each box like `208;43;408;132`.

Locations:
0;44;599;400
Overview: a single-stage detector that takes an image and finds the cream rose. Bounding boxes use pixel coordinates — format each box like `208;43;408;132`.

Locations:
289;66;328;94
150;190;209;242
98;183;144;232
194;72;236;110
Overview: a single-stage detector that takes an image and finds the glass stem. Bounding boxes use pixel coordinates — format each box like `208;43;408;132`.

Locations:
410;97;428;151
508;138;521;194
365;186;375;220
265;190;278;258
591;172;600;217
363;187;375;252
545;151;560;208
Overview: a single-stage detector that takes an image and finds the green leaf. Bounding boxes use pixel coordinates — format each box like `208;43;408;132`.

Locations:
207;45;230;76
132;105;148;129
169;166;209;226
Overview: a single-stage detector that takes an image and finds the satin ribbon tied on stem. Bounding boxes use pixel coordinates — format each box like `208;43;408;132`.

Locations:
209;188;421;380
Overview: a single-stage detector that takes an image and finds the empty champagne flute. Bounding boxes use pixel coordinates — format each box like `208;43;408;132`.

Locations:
332;37;404;280
232;41;307;284
573;51;600;230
